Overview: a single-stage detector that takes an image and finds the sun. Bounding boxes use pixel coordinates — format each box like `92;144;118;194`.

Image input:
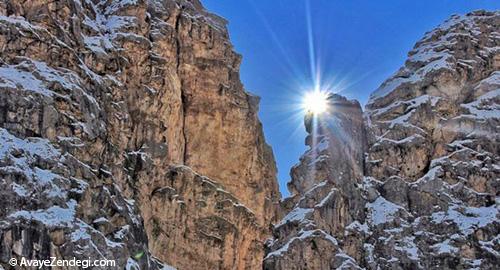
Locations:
302;90;329;114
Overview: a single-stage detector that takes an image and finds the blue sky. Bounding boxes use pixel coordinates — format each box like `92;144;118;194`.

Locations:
201;0;500;196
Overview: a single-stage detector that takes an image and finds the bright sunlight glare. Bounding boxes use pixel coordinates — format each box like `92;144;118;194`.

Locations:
302;90;329;114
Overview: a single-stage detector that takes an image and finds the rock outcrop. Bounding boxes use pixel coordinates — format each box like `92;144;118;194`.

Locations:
264;94;368;270
0;0;280;269
266;10;499;270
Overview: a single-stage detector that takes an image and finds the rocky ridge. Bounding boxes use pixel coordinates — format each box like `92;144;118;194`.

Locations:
0;0;280;269
265;10;500;270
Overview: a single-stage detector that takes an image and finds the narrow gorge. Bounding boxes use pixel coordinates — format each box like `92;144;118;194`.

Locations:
0;1;498;270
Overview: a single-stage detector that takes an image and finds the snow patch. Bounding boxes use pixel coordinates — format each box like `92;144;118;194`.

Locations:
461;89;500;120
367;197;405;225
276;207;313;227
9;200;77;227
265;229;338;259
431;205;498;235
431;239;459;254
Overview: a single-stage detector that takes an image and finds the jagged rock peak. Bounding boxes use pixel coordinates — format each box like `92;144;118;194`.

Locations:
265;93;368;270
290;93;366;196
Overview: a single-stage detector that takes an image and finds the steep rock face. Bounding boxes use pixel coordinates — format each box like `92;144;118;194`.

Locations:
0;0;280;269
266;10;499;270
141;165;268;270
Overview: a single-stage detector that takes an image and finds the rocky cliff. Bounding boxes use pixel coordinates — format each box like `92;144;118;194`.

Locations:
265;10;499;270
0;0;280;269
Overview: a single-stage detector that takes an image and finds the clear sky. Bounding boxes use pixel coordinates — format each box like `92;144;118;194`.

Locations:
201;0;500;197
